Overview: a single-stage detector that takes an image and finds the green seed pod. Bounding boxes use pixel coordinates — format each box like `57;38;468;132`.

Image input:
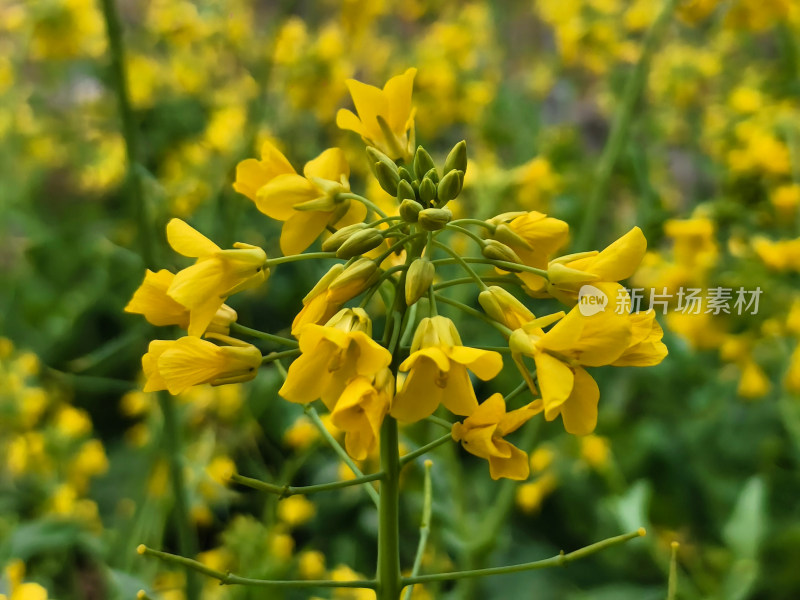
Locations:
397;179;416;202
405;258;436;306
437;169;464;204
443;140;467;175
336;229;385;258
482;240;523;267
399;199;423;222
321;223;367;252
493;224;533;251
418;207;452;231
418;178;437;203
375;161;400;196
413;146;437;181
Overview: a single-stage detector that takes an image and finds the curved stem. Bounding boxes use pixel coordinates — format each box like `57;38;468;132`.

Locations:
444;223;487;248
230;323;298;347
432;241;488;291
267;252;337;267
434;294;512;337
400;433;452;468
138;545;377;589
403;529;646;585
261;349;301;365
449;218;496;233
305;406;380;507
339;192;389;219
230;471;384;497
434;276;520;291
431;257;548;280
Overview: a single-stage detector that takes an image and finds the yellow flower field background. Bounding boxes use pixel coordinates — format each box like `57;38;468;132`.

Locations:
1;0;800;598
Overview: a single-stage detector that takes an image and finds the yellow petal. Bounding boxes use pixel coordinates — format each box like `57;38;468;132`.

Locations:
533;352;574;420
256;173;319;221
168;259;224;309
157;337;223;395
465;393;506;428
582;226;647;281
166;219;220;257
488;443;530;480
345;78;389;140
440;364;479;417
188;297;225;337
352;332;393;376
446;346;503;380
279;351;331;405
383;67;416;133
303;147;349;182
125;269;189;328
280;210;333;256
497;403;536;436
335;199;368;228
391;358;444;423
559;367;599;435
336;108;369;137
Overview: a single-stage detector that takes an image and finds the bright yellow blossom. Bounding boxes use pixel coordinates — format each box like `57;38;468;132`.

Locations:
125;269;237;334
280;309;391;410
234;142;365;255
165;219;267;336
451;393;537;480
142;335;262;394
391;316;503;423
613;311;668;367
336;68;417;161
331;368;393;460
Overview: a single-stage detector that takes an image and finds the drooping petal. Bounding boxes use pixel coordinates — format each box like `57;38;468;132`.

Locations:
391;357;444;423
279;350;331;405
533;352;574;420
280;210;334;256
166;219;220;257
440;364;480;417
351;332;393;376
446;346;503;380
559;367;600;435
488;443;530;480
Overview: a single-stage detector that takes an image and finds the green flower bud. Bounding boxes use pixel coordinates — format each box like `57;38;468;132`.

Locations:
321;223;368;252
418;207;452;231
375;161;400;195
405;258;435;306
418;178;437;203
423;167;440;184
444;140;467;175
437;169;463;204
366;147;398;175
329;258;379;293
482;240;523;267
397;179;416;202
398;166;414;184
413;146;437;181
493;224;533;251
336;229;385;258
399;198;423;222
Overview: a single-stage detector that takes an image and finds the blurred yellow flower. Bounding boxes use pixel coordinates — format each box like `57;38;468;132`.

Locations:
278;496;316;528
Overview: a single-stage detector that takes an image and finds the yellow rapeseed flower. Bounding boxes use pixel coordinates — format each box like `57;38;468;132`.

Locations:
279;309;391;410
165;219;267;336
330;368;393;460
142;335;262;394
451;393;538;480
391;316;503;423
336;68;417;161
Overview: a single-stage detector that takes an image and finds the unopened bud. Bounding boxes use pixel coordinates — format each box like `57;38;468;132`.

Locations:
322;223;367;252
398;167;414;184
397;179;416;202
405;258;435;306
366;147;398;174
418;208;452;231
418;178;437;203
329;258;379;295
437;169;463;204
414;146;437;181
399;199;423;222
478;286;534;330
423;167;440;184
336;228;385;258
375;161;400;195
444;140;467;175
493;224;533;251
326;307;373;336
482;240;523;267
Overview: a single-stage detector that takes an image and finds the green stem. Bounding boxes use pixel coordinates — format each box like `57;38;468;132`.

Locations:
444;224;488;248
378;417;402;599
99;0;154;268
402;529;645;585
504;379;530;404
266;252;337;267
230;471;383;497
449;218;496;233
575;0;679;249
261;349;301;365
434;276;519;291
425;415;453;430
157;395;200;600
229;323;298;347
401;461;433;600
432;241;488;291
400;433;452;468
667;542;679;600
377;232;427;264
138;545;377;589
305;406;380;507
430;257;548;279
434;295;512;336
339;192;389;219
